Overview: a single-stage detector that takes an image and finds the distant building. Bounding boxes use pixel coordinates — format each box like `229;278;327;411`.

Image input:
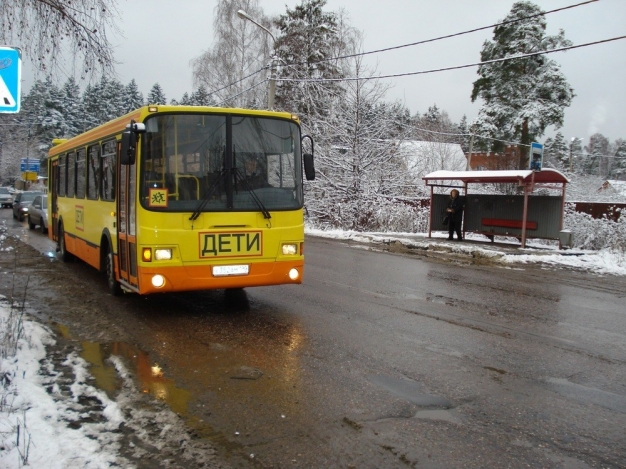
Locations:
465;145;520;171
597;180;626;200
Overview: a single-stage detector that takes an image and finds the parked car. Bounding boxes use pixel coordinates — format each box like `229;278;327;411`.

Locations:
0;187;13;208
12;191;44;221
27;194;48;233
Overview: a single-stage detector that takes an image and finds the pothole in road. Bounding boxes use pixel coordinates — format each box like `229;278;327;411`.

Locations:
368;374;452;408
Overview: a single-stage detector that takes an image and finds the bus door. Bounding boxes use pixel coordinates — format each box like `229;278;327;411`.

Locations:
50;159;59;243
117;149;139;290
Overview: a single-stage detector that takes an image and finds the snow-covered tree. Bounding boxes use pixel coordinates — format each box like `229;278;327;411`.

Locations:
543;132;569;170
81;76;126;130
192;0;271;108
307;40;418;231
457;115;472;153
583;133;610;177
274;0;345;117
471;1;575;169
19;76;65;152
146;84;167;105
610;139;626;180
0;0;118;78
58;77;85;137
122;79;145;113
189;85;215;106
567;137;585;174
178;93;192;106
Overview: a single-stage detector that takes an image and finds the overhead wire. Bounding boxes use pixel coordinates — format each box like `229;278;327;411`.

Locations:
276;36;626;83
278;0;599;70
216;0;599;101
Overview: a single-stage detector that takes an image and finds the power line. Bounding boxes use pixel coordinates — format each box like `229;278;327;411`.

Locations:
279;0;599;69
207;0;597;103
206;67;267;97
276;36;626;83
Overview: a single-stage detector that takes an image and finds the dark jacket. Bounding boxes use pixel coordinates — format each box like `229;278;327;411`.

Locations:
447;195;465;223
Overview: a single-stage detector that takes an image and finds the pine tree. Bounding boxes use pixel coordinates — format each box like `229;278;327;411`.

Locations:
146;83;167;105
458;115;472;153
82;82;102;130
543;132;569;170
190;85;214;106
609;139;626;180
569;137;585;174
178;93;192;106
583;133;610;177
274;0;344;116
471;1;575;169
59;77;85;137
123;79;145;113
19;76;65;152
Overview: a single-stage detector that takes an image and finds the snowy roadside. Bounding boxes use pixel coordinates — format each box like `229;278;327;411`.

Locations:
0;294;222;469
0;223;225;469
306;228;626;277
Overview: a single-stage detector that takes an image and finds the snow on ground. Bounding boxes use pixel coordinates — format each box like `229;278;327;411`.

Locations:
0;228;624;468
306;228;626;277
0;296;124;468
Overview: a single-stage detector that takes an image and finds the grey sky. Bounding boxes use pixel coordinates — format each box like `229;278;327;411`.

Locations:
31;0;626;144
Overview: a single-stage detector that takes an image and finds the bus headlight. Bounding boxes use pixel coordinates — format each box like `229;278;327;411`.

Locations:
282;244;297;255
151;274;166;288
154;248;172;261
288;268;299;280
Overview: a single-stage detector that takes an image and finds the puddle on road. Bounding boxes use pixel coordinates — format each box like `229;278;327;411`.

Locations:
56;324;191;415
53;313;308;461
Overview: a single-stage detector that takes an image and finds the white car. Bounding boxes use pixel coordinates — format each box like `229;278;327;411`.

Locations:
0;187;13;208
27;194;48;234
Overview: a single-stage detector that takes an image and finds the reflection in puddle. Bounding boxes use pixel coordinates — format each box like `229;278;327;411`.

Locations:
53;310;308;459
55;323;190;415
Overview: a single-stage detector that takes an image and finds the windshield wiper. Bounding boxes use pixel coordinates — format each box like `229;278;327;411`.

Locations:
189;169;227;221
234;168;271;220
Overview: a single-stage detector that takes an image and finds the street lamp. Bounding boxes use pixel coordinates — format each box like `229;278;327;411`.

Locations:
237;9;278;110
569;137;583;173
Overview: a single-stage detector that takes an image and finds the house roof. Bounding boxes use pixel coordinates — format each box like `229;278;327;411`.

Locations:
423;169;569;185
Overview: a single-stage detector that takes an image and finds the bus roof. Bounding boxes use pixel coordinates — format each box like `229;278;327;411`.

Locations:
48;105;299;158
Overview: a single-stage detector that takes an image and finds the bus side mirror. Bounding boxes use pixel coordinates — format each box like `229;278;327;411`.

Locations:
120;130;136;165
301;134;315;181
303;153;315;180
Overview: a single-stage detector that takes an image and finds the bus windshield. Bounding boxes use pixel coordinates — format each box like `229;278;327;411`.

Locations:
140;113;303;212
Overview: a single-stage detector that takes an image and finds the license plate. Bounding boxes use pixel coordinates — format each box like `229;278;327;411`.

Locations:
212;265;249;276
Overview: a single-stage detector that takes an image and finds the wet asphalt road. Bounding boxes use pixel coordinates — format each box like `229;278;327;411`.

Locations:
5;209;626;468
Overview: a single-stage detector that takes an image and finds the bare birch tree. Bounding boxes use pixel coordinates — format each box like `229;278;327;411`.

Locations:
191;0;271;108
0;0;118;77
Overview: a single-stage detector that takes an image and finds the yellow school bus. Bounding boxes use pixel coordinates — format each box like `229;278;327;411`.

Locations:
47;105;315;295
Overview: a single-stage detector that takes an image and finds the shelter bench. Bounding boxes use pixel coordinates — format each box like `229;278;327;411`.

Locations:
481;218;538;230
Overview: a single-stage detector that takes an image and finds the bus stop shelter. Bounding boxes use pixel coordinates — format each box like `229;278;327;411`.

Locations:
422;169;569;248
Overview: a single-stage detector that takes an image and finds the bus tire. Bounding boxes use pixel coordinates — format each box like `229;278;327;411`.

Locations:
58;224;74;263
104;242;122;296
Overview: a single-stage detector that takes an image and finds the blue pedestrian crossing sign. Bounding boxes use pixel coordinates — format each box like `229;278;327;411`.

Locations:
0;46;22;113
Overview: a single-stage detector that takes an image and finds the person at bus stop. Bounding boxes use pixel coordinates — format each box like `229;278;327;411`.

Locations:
446;189;465;241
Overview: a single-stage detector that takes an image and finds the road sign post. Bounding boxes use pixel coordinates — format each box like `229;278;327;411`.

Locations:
0;46;22;113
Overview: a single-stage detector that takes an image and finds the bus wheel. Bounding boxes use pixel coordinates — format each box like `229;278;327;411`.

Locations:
58;224;74;263
105;244;122;296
